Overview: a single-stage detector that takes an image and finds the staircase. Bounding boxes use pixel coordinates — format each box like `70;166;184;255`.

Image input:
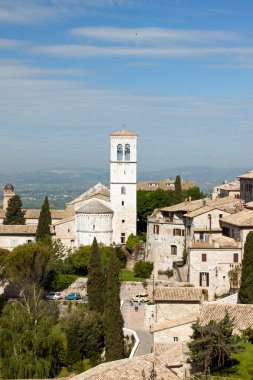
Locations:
121;301;145;330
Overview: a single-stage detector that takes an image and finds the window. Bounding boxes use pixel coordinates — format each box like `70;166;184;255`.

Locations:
125;144;130;161
173;337;179;342
122;220;125;223
153;225;159;234
171;245;177;255
219;214;223;219
68;228;70;233
173;228;183;236
122;201;124;206
233;253;239;263
27;239;32;244
121;232;126;244
199;272;209;287
93;225;95;230
202;253;207;262
117;144;123;160
121;186;126;194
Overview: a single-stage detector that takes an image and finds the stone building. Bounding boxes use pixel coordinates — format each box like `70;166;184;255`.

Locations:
212;180;240;200
0;129;138;250
238;169;253;203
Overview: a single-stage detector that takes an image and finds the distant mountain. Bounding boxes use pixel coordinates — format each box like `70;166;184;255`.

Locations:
0;166;250;197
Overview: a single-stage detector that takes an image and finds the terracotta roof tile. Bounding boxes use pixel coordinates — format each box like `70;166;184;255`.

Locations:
154;287;203;302
222;209;253;227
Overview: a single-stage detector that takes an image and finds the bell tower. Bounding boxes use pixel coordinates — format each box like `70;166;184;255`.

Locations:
3;183;15;210
110;130;137;245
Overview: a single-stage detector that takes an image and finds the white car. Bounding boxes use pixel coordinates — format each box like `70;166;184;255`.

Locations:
45;291;62;300
132;294;149;303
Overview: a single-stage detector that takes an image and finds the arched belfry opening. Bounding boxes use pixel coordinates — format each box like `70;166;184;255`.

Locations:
125;144;130;161
117;144;123;160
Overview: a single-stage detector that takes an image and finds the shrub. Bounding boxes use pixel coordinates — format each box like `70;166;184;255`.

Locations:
52;274;79;291
133;261;153;278
126;233;145;252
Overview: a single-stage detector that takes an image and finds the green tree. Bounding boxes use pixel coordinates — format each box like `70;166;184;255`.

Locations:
174;175;182;204
104;249;124;361
4;243;53;292
0;291;65;379
238;231;253;303
64;310;104;367
134;260;153;278
36;196;52;242
188;312;243;374
87;238;105;314
3;195;25;225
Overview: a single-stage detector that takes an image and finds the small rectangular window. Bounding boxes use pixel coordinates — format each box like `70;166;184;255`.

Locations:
173;229;181;236
173;337;178;342
121;232;125;244
93;225;95;230
153;225;159;234
233;253;239;263
122;201;124;206
199;272;209;287
122;220;125;223
202;253;207;262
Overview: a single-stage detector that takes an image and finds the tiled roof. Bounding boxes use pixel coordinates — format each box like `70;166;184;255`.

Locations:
222;209;253;227
0;224;55;235
218;181;240;191
199;303;253;333
238;170;253;179
73;352;180;380
190;236;239;249
151;313;198;333
68;182;110;205
76;199;113;214
245;201;253;209
154;287;203;302
110;129;137;136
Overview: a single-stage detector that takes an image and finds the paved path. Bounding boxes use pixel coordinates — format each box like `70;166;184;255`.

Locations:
121;300;153;356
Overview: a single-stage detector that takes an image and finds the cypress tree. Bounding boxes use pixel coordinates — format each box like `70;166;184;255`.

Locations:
104;249;124;362
87;238;105;314
36;196;52;242
174;175;182;204
239;231;253;303
3;195;25;225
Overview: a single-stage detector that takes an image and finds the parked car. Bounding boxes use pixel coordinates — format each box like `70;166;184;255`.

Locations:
64;292;82;301
45;292;62;300
132;294;149;303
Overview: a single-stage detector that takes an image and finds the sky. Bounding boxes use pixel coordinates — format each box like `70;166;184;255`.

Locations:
1;0;253;173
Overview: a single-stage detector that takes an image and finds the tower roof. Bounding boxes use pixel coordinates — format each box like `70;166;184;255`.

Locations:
4;183;14;191
110;129;137;137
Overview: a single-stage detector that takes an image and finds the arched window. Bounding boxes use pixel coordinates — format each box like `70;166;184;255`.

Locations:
125;144;130;161
121;186;126;194
117;144;123;160
171;245;177;255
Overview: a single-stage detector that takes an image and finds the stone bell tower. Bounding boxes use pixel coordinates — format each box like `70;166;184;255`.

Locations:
110;130;137;245
2;183;15;210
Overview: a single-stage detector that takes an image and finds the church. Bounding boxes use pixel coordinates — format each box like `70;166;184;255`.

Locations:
0;130;138;250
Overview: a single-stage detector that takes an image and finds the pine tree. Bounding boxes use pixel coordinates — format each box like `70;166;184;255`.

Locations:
36;196;52;242
3;195;25;225
239;231;253;303
104;249;124;362
87;238;105;314
174;175;182;204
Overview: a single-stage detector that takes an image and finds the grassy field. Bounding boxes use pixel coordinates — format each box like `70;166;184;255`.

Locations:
213;343;253;380
120;269;146;282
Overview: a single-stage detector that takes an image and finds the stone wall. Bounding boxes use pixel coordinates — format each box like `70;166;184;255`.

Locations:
156;302;201;323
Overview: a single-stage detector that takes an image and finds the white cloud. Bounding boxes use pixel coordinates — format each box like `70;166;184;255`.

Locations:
0;38;26;48
69;26;240;45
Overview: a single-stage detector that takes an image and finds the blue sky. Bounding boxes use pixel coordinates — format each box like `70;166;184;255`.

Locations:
1;0;253;173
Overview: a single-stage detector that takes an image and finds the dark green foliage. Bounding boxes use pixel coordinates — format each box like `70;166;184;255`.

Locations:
134;260;153;278
174;175;182;204
182;186;205;201
0;291;65;379
104;249;124;361
87;238;105;314
36;196;52;242
239;232;253;304
115;246;127;269
188;311;244;374
51;273;79;291
64;310;104;367
3;195;25;225
4;243;53;290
